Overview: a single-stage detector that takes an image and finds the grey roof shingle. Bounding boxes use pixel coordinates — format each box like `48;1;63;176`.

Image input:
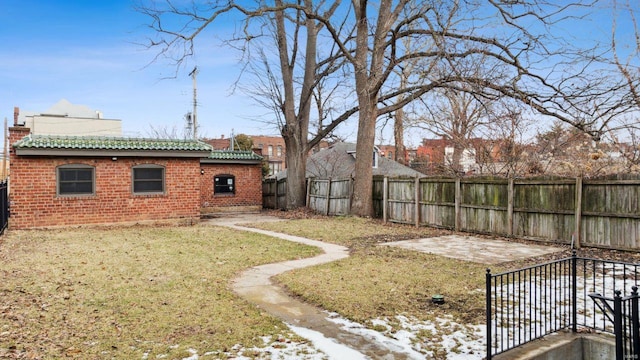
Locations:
275;142;422;179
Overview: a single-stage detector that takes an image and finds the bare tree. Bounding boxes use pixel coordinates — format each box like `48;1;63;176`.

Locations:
146;123;183;139
414;87;492;174
139;0;638;217
310;0;638;215
605;1;640;171
138;1;346;209
477;106;532;177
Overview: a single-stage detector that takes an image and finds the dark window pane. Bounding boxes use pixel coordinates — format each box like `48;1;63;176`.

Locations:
133;167;164;193
76;170;93;181
134;180;163;192
134;168;163;180
59;168;93;195
214;176;235;194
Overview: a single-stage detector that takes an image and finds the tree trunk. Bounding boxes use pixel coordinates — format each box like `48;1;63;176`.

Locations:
451;140;464;174
275;0;315;210
394;107;406;165
351;100;377;217
284;132;307;209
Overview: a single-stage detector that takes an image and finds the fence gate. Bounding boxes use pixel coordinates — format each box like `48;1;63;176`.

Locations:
0;180;8;234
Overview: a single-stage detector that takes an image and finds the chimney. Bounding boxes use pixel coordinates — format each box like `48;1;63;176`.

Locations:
13;107;19;126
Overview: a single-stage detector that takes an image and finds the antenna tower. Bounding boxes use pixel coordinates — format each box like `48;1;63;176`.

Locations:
188;66;199;139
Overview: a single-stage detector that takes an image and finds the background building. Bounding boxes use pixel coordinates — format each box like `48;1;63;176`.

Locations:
18;99;122;136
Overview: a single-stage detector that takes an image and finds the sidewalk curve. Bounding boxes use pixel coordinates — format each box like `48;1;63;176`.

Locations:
212;219;417;359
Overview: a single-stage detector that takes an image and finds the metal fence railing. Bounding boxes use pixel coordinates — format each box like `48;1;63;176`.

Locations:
486;252;640;360
0;180;8;234
589;288;640;360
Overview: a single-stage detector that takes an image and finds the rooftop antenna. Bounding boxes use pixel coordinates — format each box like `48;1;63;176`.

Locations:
188;66;199;140
184;112;193;139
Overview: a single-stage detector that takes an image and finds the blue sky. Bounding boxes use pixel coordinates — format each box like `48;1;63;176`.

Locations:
0;0;276;140
0;1;637;147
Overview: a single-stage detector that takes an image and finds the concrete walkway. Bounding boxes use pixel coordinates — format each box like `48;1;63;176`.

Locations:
205;214;418;359
204;213;562;358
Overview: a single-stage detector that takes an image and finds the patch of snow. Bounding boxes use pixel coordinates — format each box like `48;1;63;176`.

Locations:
489;262;639;355
325;314;426;359
287;324;366;359
175;335;330;360
181;348;198;360
164;263;639;360
321;312;486;359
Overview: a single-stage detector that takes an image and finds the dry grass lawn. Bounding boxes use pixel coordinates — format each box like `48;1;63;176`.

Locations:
251;217;498;326
1;215;532;359
0;225;320;359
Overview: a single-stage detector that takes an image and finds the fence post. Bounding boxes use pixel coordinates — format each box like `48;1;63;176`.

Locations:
274;179;279;209
414;176;420;227
614;290;623;360
305;178;311;207
325;178;332;216
349;177;354;214
383;177;388;223
572;250;577;333
455;177;461;231
574;176;582;249
632;286;640;357
486;269;493;360
507;178;514;237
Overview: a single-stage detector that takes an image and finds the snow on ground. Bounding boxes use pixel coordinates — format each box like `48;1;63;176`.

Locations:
325;312;485;360
166;314;487;360
489;261;639;354
160;263;637;359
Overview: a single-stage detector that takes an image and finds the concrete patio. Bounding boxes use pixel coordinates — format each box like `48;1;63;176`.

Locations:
380;234;563;264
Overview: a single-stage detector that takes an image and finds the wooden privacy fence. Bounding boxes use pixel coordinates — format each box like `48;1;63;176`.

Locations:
306;178;352;215
263;177;353;215
376;176;640;250
262;178;287;210
264;176;640;251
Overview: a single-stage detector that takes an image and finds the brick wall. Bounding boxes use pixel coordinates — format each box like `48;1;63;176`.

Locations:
200;163;262;213
9;129;201;229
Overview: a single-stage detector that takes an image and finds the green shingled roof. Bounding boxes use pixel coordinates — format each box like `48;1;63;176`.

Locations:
14;135;213;152
208;150;263;161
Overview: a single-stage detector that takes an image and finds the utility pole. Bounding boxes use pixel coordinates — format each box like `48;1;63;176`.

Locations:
2;117;6;179
189;66;198;140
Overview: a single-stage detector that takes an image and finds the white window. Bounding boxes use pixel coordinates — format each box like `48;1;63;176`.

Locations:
268;145;273;156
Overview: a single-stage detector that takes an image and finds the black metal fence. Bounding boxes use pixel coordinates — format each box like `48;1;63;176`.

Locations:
0;180;8;234
590;288;640;360
486;252;640;359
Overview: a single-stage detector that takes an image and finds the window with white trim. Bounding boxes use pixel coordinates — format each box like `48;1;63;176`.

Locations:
57;165;95;196
132;165;165;194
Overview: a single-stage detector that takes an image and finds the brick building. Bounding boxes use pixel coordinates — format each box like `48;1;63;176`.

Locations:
200;151;264;214
377;144;410;164
250;135;286;175
414;138;502;174
9;125;263;229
